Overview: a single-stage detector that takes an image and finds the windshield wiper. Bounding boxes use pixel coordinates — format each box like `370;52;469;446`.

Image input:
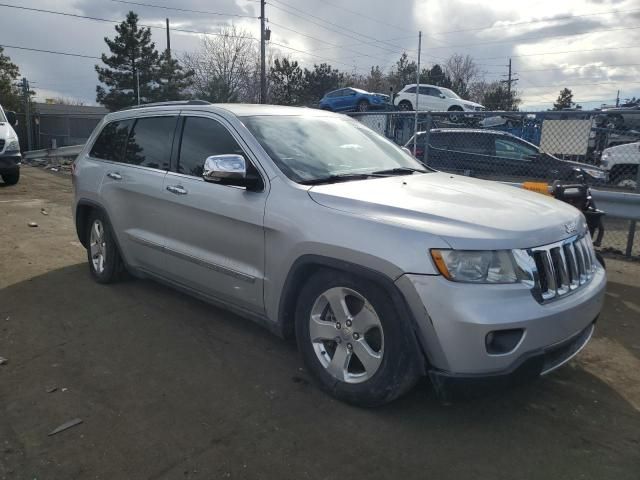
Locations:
299;173;385;185
370;167;428;175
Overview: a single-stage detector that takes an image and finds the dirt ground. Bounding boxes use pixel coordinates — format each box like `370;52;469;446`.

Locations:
1;167;639;480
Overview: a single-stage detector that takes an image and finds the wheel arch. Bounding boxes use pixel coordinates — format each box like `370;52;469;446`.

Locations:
610;163;638;182
278;254;428;373
448;104;464;111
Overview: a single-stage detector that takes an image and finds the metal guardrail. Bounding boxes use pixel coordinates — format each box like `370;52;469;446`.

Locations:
23;144;84;161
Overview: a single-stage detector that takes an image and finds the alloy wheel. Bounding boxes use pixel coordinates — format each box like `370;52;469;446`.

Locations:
309;287;384;384
89;219;107;274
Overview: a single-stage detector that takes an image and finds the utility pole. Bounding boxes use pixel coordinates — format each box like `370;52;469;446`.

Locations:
21;77;33;151
260;0;267;104
501;58;519;109
413;31;422;156
166;18;171;55
616;90;620;107
136;70;141;105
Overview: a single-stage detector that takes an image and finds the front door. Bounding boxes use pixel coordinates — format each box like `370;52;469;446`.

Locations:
160;114;267;313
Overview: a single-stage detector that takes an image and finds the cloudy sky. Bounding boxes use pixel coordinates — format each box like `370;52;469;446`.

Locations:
2;0;639;109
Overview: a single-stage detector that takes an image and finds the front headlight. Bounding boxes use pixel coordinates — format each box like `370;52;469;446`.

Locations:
5;139;19;151
581;167;608;180
431;249;533;284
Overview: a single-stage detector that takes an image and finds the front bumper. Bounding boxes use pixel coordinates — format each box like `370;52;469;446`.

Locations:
396;263;606;376
0;152;21;173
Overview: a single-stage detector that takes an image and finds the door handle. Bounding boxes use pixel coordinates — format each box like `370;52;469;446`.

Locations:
107;172;122;180
166;185;188;195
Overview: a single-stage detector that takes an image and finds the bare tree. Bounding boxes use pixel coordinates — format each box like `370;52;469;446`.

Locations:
182;26;258;102
444;54;479;98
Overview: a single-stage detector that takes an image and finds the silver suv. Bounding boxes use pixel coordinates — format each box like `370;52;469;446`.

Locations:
72;101;606;406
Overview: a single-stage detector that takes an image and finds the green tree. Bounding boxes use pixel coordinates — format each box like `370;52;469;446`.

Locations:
301;63;344;104
95;11;160;111
0;46;22;111
389;53;417;93
365;65;387;93
553;88;576;110
481;83;521;111
424;64;452;88
152;50;194;102
269;57;303;105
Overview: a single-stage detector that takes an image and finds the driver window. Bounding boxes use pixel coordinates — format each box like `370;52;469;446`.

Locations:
494;138;537;161
178;117;247;177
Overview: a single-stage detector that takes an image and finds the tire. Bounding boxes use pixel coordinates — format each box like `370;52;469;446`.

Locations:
295;269;420;407
398;100;413;111
357;100;369;112
1;170;19;185
606;114;624;130
614;173;637;190
448;106;464;123
86;210;123;284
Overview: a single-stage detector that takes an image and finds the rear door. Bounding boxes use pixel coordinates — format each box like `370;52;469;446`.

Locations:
492;135;544;181
432;132;496;177
92;114;177;273
160;114;267;313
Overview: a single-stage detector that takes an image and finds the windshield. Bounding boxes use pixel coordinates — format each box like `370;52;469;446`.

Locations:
242;115;429;183
439;88;460;99
0;108;6;123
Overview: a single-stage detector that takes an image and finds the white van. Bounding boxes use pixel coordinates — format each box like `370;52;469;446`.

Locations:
0;104;21;185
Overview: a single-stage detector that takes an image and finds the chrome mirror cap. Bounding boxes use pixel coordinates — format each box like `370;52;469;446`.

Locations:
203;155;246;183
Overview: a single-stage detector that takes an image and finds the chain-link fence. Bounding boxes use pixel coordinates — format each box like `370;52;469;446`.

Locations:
348;109;640;258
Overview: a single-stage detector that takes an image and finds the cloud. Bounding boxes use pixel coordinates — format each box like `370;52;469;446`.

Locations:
0;0;637;109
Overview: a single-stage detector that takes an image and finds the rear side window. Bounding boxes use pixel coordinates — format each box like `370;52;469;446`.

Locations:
124;116;176;169
89;120;133;162
178;117;246;177
449;134;492;155
404;86;417;94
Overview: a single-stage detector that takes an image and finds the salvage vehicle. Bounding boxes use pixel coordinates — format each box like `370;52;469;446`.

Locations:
405;129;608;185
72;101;606;406
599;141;639;189
319;87;389;112
393;84;485;121
0;104;21;185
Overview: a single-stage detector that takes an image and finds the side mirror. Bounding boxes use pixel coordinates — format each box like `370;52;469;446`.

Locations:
203;154;260;189
439;94;446;99
5;111;17;126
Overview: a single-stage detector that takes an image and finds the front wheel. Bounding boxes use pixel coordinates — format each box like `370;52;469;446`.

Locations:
295;270;420;407
615;173;638;190
448;107;464;123
398;100;413;111
1;170;19;185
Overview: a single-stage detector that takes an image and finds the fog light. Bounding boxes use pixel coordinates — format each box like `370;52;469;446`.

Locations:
486;329;524;355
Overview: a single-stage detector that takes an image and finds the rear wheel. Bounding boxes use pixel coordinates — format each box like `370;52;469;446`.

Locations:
295;270;420;407
86;211;123;284
398;100;413;111
1;170;19;185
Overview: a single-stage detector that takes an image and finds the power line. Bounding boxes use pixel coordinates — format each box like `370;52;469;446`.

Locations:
108;0;258;18
315;0;409;33
0;44;100;59
483;62;640;74
476;44;640;60
430;7;640;36
422;25;640;51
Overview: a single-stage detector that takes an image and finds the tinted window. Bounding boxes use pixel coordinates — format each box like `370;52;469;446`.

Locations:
178;117;246;177
124;116;176;169
90;120;133;162
418;86;440;97
449;134;492;156
429;133;452;149
494;138;538;160
405;86;417;94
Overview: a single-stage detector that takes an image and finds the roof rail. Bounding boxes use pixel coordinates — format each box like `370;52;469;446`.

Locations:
121;100;211;111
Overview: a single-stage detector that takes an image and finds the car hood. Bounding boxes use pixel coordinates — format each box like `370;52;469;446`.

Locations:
307;172;585;250
604;141;639;156
460;100;484;109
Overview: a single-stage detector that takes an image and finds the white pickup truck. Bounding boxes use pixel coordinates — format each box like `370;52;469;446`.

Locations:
599;141;640;189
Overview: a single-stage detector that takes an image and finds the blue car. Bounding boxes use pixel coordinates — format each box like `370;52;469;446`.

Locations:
319;87;389;112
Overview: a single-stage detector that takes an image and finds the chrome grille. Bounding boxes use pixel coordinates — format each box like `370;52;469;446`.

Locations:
529;234;597;303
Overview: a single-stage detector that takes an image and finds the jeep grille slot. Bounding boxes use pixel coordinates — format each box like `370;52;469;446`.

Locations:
530;234;597;303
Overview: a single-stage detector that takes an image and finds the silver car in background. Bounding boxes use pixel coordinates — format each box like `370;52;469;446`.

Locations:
72;101;606;406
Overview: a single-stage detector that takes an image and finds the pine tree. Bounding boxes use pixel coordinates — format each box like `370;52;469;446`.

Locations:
152;50;194;102
0;46;22;111
553;88;576;110
269;58;303;105
95;11;160;111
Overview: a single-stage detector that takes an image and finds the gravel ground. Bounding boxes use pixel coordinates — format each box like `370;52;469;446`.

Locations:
1;167;639;480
